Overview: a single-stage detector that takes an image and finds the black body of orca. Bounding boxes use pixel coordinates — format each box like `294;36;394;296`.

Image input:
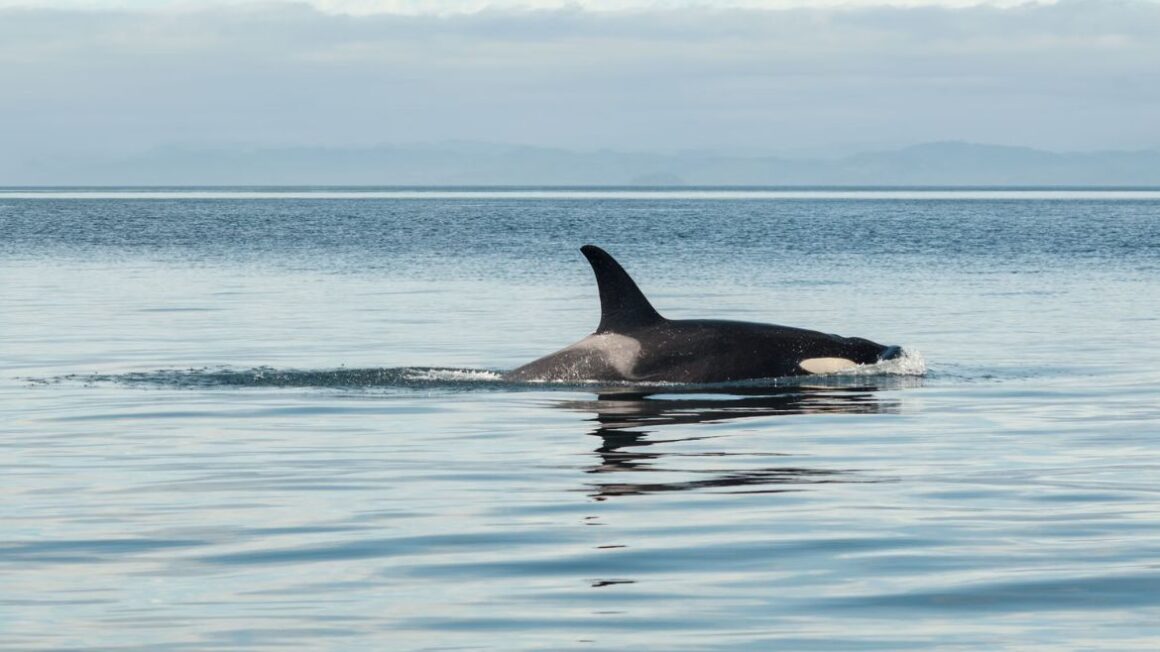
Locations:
505;245;902;383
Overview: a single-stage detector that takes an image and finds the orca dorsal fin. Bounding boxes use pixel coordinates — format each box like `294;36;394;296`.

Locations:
580;245;665;333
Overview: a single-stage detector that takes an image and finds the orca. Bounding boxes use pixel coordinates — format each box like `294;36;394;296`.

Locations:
505;245;903;383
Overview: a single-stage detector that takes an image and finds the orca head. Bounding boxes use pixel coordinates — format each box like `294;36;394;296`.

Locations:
799;336;899;374
844;337;902;365
878;345;904;361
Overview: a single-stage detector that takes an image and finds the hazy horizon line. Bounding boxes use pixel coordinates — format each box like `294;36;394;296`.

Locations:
126;139;1160;157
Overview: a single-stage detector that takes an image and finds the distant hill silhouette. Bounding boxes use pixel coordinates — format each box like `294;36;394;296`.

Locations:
7;141;1160;186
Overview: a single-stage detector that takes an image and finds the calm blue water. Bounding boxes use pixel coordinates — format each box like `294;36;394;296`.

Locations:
3;189;1159;650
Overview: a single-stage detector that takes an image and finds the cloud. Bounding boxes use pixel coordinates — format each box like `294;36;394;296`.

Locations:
0;0;1157;169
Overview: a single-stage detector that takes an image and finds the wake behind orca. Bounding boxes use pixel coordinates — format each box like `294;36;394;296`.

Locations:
506;245;908;384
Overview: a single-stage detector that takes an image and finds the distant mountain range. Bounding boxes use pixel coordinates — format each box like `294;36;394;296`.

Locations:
7;141;1160;186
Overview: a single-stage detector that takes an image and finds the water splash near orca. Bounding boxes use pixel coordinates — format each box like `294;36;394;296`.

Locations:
821;347;927;377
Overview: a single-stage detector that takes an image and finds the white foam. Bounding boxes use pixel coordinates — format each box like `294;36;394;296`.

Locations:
402;368;504;382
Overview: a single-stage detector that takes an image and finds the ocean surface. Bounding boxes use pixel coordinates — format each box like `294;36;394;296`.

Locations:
2;187;1159;650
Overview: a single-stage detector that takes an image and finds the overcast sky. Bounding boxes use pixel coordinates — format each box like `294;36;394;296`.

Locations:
1;0;1158;163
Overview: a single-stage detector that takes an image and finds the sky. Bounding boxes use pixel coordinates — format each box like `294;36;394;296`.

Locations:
1;0;1158;165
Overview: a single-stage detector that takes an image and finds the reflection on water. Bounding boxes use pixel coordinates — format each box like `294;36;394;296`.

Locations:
556;383;911;500
564;384;904;431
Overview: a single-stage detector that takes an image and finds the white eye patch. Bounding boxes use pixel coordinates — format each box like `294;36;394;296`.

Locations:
799;357;858;374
